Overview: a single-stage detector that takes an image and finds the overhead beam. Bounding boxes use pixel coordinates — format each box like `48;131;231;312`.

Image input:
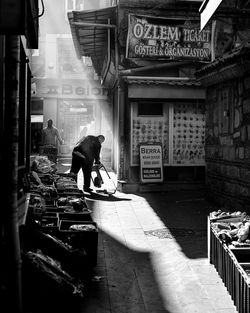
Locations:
72;22;116;29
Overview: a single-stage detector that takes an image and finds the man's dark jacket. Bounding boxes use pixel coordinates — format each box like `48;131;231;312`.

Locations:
73;135;101;165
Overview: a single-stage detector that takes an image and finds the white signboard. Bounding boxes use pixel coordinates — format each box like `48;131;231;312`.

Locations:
139;143;163;183
126;14;213;62
199;0;223;30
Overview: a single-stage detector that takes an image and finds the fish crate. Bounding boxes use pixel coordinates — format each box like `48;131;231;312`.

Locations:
56;172;78;183
45;199;56;207
57;189;84;197
208;217;250;313
231;248;250;263
42;212;58;218
239;263;250;278
45;206;65;214
41;216;59;233
58;212;93;222
58;220;98;266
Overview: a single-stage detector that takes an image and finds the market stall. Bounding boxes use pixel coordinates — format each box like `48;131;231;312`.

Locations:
208;210;250;313
20;156;98;311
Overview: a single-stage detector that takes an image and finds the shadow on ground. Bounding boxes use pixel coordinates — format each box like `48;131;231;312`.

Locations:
85;191;132;202
79;228;170;313
137;189;215;259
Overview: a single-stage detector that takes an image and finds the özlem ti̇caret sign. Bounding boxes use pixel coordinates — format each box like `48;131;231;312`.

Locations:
126;14;214;61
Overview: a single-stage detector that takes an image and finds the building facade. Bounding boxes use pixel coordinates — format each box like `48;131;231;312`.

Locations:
0;1;39;311
197;6;250;209
69;0;211;191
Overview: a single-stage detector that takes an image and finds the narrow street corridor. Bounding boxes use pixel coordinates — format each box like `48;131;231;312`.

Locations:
54;160;238;313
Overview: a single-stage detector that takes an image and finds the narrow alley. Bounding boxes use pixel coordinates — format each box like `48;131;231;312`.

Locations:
49;160;238;313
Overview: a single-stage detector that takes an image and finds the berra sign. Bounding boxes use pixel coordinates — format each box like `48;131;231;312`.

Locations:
139;143;163;183
126;14;214;61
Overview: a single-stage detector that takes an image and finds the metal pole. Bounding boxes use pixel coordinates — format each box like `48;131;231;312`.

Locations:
72;21;116;29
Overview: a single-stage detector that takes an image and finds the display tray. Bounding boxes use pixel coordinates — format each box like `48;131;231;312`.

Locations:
59;220;97;232
56;172;78;182
45;206;65;213
58;220;98;266
57;190;84;197
42;212;58;217
41;216;59;232
230;248;250;263
58;212;93;222
45;199;56;206
56;184;79;189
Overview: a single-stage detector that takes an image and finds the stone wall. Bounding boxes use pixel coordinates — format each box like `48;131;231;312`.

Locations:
205;75;250;209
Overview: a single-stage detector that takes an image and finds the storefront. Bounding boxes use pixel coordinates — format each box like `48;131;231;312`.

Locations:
122;77;206;190
68;1;213;191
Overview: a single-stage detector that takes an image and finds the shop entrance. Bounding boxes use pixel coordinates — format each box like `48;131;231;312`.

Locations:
130;100;206;182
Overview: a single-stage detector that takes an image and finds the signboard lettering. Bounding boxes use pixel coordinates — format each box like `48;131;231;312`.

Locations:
126;14;213;61
33;79;109;100
139;143;163;183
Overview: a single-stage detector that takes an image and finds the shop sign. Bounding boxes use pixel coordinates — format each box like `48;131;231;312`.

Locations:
33;79;108;99
45;84;108;97
126;14;214;62
139;143;163;183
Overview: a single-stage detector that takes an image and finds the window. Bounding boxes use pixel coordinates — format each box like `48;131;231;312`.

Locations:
31;99;43;115
65;0;84;19
138;102;163;116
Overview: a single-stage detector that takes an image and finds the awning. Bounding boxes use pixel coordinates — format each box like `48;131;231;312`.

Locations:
125;76;205;99
196;41;250;86
68;6;117;76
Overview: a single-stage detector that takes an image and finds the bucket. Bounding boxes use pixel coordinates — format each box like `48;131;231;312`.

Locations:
60;144;69;154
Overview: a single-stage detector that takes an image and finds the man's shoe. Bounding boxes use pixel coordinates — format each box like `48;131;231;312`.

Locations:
84;187;93;193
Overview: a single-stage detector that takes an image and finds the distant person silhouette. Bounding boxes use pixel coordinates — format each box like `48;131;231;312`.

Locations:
42;119;63;147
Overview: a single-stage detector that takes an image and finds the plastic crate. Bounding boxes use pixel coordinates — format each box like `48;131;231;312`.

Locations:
58;220;98;266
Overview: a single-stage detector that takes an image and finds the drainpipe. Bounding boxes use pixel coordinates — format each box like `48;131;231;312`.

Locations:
4;35;22;313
